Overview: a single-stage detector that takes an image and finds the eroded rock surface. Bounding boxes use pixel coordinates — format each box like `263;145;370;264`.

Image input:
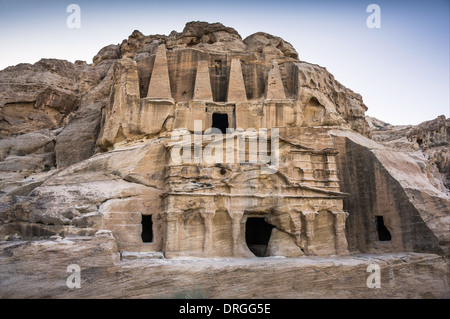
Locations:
0;238;447;299
370;115;449;192
0;21;448;298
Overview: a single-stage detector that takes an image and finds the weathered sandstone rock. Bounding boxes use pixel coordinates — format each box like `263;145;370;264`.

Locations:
332;129;450;257
55;103;103;168
244;32;298;59
370;115;449;192
0;238;447;299
0;21;448;299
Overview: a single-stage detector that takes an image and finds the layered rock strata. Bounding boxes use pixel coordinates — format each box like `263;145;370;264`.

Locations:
0;21;448;298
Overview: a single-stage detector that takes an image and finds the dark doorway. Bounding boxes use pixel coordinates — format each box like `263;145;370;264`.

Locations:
375;216;391;241
141;214;153;243
212;113;228;134
245;217;274;257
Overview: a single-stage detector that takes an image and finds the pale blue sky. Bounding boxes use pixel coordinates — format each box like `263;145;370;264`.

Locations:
0;0;448;125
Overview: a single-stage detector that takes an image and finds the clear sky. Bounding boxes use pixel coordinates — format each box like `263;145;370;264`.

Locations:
0;0;448;125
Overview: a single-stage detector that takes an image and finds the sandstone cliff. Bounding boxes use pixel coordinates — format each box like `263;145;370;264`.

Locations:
370;115;449;192
0;21;448;298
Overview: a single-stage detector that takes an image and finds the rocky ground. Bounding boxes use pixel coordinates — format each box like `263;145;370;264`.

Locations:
0;232;447;299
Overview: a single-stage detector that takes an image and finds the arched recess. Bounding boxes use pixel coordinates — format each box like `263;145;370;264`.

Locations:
303;97;325;126
180;209;205;255
245;216;275;257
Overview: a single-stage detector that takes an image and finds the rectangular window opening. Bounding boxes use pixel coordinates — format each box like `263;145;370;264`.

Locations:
375;216;391;241
141;214;153;243
212;113;229;134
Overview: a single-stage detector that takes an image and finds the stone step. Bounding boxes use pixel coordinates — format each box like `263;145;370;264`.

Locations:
120;251;164;260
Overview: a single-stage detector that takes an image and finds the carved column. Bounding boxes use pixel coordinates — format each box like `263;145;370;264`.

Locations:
202;211;215;256
163;211;181;256
333;211;349;255
290;211;302;248
230;212;244;257
303;211;318;255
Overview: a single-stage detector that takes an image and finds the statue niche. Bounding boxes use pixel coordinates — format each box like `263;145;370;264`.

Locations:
303;97;326;126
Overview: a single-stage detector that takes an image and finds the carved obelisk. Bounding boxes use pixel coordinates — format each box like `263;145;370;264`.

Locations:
193;60;213;101
147;44;172;100
227;58;247;102
265;59;286;100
